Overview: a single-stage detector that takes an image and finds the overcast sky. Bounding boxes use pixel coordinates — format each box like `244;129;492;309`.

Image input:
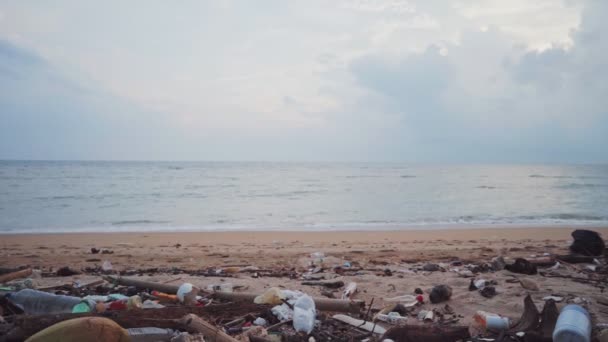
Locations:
1;0;606;163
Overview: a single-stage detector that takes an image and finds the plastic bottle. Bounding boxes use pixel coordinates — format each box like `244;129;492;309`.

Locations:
377;312;408;324
127;327;175;342
151;291;178;302
7;289;84;314
552;304;591;342
293;294;316;334
469;311;510;336
383;294;418;307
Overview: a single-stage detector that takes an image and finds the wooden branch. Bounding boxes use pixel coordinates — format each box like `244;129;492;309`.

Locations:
213;292;364;314
13;303;266;339
0;268;32;283
107;276;364;313
179;314;238;342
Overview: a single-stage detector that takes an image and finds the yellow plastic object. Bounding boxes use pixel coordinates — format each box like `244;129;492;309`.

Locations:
25;317;130;342
253;287;285;305
127;295;142;310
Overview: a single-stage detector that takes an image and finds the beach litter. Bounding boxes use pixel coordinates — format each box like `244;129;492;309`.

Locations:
429;285;452;303
505;258;538;275
570;229;605;256
1;228;607;341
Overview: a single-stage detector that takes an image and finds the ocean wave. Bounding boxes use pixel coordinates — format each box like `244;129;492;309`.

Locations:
556;183;608;189
111;220;170;225
400;175;416;178
529;174;573;179
476;185;497;189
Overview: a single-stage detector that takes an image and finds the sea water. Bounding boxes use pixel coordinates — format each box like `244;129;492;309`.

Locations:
0;161;607;233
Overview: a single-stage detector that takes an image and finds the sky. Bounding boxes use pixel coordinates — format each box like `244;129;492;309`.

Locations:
0;0;606;163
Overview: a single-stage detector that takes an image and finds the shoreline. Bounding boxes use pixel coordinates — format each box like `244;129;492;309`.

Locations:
2;222;608;235
2;226;608;250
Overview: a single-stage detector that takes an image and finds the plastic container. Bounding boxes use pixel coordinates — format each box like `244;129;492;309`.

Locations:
206;283;233;293
384;294;418;307
128;327;175;342
177;283;196;304
151;291;178;302
469;311;510;336
293;294;316;334
553;304;591;342
377;312;408;324
7;289;84;314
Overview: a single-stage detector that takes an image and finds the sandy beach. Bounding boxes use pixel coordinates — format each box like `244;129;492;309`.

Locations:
2;226;608;269
2;226;608;332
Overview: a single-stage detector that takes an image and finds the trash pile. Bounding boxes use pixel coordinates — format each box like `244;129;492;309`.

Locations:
0;229;607;341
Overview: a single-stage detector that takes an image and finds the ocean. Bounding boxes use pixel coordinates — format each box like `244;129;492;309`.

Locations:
1;161;607;233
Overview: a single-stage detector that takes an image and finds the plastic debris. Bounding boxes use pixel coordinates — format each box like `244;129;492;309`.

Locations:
253;317;268;326
128;327;176;342
206;283;234;293
429;285;452;303
469;311;510;336
293;294;316;334
254;287;286;305
384;294;418;307
102;260;113;272
142;299;165;309
8;289;87;315
377;312;408;324
505;258;537;275
543;296;564;302
342;282;357;299
25;317;130;342
553;304;591;342
177;283;199;305
570;229;605;256
549;262;561;270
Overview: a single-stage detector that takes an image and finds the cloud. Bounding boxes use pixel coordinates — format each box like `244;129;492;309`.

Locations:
0;39;178;160
342;1;607;162
0;1;604;162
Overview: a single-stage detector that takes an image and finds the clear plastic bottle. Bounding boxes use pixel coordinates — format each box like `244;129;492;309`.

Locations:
553;304;591;342
7;289;84;314
293;294;316;334
377;312;408;324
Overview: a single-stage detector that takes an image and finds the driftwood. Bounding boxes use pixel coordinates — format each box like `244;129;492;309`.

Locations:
0;268;32;283
381;325;470;342
301;280;345;288
104;275;193;294
556;254;596;264
179;314;238;342
213;292;364;314
107;276;364;313
12;303;266;339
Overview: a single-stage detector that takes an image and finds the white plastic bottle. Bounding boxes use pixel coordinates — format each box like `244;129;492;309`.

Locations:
293;295;316;334
553;304;591;342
